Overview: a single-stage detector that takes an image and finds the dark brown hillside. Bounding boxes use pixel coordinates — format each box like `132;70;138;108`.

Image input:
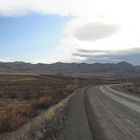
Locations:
0;61;138;77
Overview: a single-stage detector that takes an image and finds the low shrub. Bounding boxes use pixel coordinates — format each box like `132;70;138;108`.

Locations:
9;107;36;129
0;112;10;132
32;95;53;109
0;106;37;132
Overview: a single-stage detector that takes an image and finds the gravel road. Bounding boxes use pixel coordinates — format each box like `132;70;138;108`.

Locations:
60;88;93;140
61;85;140;140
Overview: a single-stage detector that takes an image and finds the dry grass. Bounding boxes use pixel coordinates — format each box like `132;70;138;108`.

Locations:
0;74;81;133
122;77;140;94
32;95;53;109
122;84;140;94
0;104;36;132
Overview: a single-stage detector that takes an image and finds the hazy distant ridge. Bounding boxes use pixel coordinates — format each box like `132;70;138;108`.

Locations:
0;61;139;75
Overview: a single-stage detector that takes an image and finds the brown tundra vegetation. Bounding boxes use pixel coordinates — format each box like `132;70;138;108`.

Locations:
0;74;81;133
120;77;140;94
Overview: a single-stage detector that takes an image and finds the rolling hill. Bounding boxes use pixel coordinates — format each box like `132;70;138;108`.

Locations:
0;61;139;77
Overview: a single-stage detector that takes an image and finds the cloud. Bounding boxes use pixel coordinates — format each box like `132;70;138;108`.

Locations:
76;48;111;54
1;0;140;64
82;53;140;65
82;57;121;64
72;47;140;64
0;0;88;17
0;57;13;62
74;22;120;41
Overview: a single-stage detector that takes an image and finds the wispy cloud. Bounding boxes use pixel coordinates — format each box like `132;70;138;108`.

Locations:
0;57;13;62
0;0;85;17
76;49;111;54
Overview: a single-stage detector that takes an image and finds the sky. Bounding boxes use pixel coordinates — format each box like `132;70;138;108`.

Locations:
0;0;140;65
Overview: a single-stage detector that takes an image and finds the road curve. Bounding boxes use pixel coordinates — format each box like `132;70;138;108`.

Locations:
61;85;140;140
85;85;140;140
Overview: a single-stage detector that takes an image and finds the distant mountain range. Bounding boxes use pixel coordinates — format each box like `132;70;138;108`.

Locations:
0;61;140;77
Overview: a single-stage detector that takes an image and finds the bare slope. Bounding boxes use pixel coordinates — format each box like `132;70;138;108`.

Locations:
0;61;138;77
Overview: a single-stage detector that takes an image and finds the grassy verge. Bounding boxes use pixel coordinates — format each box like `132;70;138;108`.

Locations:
0;74;79;133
